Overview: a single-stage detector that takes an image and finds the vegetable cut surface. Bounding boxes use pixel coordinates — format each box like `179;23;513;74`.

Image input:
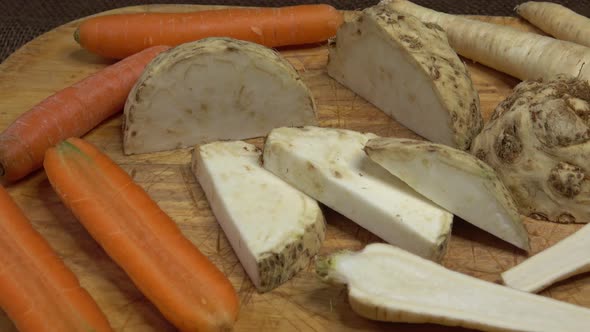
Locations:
123;37;317;155
192;141;326;292
263;126;453;261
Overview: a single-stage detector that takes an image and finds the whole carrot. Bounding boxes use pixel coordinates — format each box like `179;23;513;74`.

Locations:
75;4;344;59
44;137;239;332
0;45;170;183
0;185;113;332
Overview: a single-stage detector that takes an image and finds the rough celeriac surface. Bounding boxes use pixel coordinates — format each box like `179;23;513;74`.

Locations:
316;243;590;332
263;126;453;262
327;3;481;150
123;37;317;155
471;75;590;223
192;141;325;292
365;137;530;251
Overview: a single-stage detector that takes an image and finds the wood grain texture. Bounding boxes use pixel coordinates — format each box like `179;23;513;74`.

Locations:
0;5;588;332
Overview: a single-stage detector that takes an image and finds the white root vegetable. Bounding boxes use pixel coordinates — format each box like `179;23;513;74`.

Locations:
123;37;317;155
192;141;325;292
316;243;590;332
382;0;590;81
263;126;453;261
471;75;590;223
365;137;530;251
328;4;481;150
516;2;590;48
502;223;590;293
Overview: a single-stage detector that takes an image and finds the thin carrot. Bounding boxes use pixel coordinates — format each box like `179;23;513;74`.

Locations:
0;185;113;332
43;137;239;332
75;5;344;59
0;45;170;183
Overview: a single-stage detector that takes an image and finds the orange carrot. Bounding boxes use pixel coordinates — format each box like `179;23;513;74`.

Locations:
0;45;170;183
44;137;239;332
0;185;113;332
75;4;344;59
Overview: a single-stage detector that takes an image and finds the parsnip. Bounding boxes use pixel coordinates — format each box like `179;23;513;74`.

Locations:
502;223;590;293
327;3;482;150
193;141;325;292
516;2;590;48
365;137;530;251
382;0;590;81
263;126;453;262
317;243;590;332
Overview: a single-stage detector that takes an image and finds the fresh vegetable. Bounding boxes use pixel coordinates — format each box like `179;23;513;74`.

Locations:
123;38;317;155
192;141;326;292
43;137;239;332
263;126;453;262
471;75;590;223
0;45;170;183
75;4;344;59
365;137;530;251
0;185;113;332
328;3;481;150
316;243;590;332
516;2;590;48
502;223;590;293
382;0;590;81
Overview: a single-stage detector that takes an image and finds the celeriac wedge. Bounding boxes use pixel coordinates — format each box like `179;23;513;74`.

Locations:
327;3;482;150
192;141;325;292
365;137;530;251
123;37;317;155
502;223;590;293
263;126;453;261
317;243;590;332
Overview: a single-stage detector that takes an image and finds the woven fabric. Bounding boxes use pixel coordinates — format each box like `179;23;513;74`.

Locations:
1;0;589;62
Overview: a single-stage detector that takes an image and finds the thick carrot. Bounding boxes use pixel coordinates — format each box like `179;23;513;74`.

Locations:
516;2;590;48
0;45;170;183
75;5;344;59
44;137;239;332
383;0;590;82
0;185;113;332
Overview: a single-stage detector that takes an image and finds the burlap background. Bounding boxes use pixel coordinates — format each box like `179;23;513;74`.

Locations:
1;1;589;62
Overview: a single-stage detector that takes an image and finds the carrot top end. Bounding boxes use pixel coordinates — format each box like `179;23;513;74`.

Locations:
73;28;80;44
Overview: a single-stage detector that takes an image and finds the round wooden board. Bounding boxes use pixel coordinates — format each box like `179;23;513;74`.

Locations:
1;5;588;332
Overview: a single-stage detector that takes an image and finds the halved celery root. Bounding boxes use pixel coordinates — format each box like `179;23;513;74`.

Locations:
192;141;325;292
123;37;317;155
383;0;590;81
327;4;481;150
317;243;590;332
263;126;453;262
502;223;590;293
365;137;530;251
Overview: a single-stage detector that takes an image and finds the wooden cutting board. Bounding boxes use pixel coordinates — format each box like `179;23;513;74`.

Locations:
0;5;588;331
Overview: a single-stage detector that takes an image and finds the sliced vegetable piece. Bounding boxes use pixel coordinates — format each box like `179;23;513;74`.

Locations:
502;223;590;293
192;141;326;292
123;37;317;155
44;138;239;332
382;0;590;81
263;126;453;262
328;3;481;150
516;1;590;48
317;243;590;332
365;137;530;251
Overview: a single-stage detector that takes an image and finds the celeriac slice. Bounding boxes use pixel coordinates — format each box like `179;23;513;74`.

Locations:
365;137;530;251
317;243;590;332
262;126;453;261
192;141;325;292
502;223;590;293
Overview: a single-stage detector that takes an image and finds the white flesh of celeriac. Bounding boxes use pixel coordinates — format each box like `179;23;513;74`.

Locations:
364;137;530;251
192;141;325;292
317;243;590;332
262;126;453;262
